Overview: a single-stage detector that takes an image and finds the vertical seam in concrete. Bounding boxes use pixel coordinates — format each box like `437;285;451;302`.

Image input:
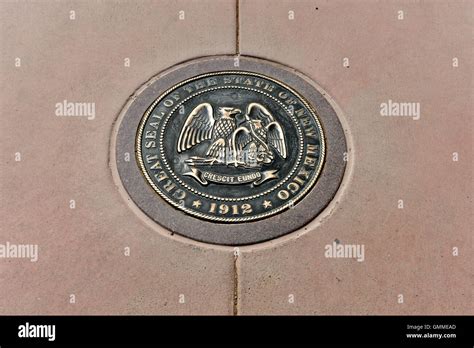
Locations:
233;0;241;315
235;0;240;55
232;252;241;315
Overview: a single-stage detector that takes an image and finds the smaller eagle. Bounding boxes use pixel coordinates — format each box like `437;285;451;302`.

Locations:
230;103;287;167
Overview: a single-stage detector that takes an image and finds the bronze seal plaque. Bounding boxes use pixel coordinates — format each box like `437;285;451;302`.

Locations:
136;72;325;222
113;56;346;245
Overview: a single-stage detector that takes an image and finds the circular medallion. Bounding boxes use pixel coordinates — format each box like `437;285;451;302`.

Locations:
113;56;347;245
136;72;325;222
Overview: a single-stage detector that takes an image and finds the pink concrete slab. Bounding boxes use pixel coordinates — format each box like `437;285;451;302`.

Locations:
0;0;236;315
237;0;472;314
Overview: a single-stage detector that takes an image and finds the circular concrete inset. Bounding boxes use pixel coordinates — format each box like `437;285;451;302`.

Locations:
113;56;347;245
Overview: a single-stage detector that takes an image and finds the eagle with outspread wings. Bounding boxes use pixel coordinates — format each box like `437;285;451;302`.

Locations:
177;102;287;168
